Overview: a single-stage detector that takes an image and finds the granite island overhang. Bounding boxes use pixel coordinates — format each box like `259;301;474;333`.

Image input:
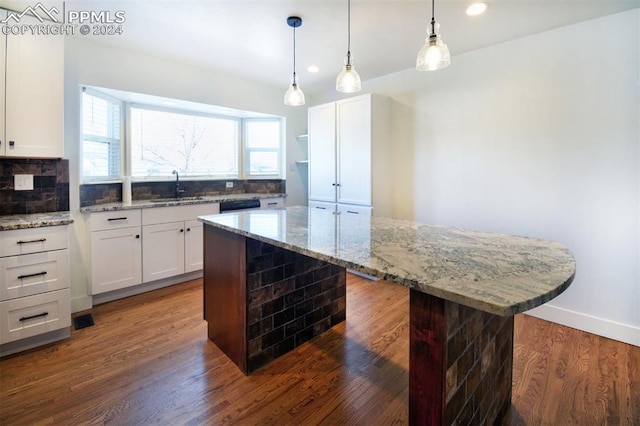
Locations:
198;206;576;424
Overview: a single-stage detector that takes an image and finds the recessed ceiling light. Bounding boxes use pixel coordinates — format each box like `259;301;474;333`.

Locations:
465;2;487;16
307;65;319;73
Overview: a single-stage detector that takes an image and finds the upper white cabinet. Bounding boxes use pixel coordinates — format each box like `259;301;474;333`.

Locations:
1;10;64;158
0;10;5;156
308;94;391;216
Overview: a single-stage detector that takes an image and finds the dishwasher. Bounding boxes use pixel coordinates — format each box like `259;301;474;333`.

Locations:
219;199;262;212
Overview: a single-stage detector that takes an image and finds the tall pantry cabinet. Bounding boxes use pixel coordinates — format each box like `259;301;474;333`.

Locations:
308;93;391;217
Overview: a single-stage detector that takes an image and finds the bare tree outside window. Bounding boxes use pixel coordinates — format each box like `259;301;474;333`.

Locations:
131;107;239;178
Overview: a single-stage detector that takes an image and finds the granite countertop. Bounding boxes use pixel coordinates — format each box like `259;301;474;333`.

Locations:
199;206;576;317
0;212;75;231
80;193;287;213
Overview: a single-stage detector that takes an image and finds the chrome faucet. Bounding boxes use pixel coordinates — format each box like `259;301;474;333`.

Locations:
172;170;185;198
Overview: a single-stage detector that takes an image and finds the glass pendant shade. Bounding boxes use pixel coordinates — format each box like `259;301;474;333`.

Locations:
284;78;305;106
336;55;361;93
416;21;450;71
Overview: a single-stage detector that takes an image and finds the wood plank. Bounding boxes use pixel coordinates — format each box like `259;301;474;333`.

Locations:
203;224;247;373
409;289;446;425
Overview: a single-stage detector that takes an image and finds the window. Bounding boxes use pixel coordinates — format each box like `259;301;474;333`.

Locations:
81;90;121;180
245;119;282;176
130;106;239;178
80;87;284;182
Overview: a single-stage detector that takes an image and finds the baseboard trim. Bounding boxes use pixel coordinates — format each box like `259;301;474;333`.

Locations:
92;271;203;306
527;303;640;347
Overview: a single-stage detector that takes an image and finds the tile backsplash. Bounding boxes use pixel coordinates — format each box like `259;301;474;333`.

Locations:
0;159;69;216
80;179;285;207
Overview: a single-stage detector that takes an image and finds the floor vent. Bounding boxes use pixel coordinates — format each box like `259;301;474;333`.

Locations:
73;314;94;330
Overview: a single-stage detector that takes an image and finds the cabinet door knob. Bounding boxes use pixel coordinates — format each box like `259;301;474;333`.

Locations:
135;234;140;239
180;229;184;232
9;141;15;147
186;228;191;232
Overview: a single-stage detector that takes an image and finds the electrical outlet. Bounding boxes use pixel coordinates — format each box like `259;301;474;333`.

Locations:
225;181;233;189
14;174;34;191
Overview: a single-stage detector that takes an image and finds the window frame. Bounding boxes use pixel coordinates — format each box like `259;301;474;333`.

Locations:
81;88;124;182
243;117;284;179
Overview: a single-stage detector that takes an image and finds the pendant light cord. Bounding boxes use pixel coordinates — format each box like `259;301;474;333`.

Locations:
430;0;436;35
292;25;297;80
347;0;351;54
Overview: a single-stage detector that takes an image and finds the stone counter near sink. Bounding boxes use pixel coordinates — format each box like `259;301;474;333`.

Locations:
80;193;286;213
0;211;74;231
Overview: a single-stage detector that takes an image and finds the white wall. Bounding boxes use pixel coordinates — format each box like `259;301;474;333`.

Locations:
318;10;639;345
64;37;308;311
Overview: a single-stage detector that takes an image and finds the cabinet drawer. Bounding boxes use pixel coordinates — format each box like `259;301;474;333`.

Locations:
0;288;70;345
260;198;285;209
0;226;68;257
89;210;142;231
142;203;220;225
337;204;372;217
309;201;336;212
0;249;69;301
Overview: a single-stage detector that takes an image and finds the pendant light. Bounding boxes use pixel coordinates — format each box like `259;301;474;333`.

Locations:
336;0;361;93
284;16;305;106
416;0;451;71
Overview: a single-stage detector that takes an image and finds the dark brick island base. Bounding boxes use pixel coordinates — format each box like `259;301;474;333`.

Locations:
203;225;346;374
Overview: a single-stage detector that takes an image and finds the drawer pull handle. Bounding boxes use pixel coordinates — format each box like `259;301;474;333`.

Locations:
107;217;128;222
18;271;47;279
267;202;278;206
315;206;326;210
17;238;46;244
346;211;359;214
19;312;49;322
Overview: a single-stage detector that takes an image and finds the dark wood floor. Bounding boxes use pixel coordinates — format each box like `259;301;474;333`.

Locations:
1;275;638;425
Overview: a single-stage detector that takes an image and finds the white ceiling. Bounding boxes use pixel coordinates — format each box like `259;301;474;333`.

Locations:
3;0;640;95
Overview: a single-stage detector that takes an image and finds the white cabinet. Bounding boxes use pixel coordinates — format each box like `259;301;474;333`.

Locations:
0;226;70;347
308;93;391;217
143;221;185;282
308;103;337;203
260;197;285;209
1;10;64;157
142;203;219;282
184;219;204;273
89;210;142;295
0;10;5;155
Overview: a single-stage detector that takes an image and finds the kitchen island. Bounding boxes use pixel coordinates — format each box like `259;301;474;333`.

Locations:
199;206;575;425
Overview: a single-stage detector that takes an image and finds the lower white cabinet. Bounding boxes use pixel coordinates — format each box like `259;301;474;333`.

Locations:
89;210;142;295
0;225;70;347
88;203;221;297
184;219;204;273
90;226;142;294
141;203;219;282
0;288;70;344
142;221;185;282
